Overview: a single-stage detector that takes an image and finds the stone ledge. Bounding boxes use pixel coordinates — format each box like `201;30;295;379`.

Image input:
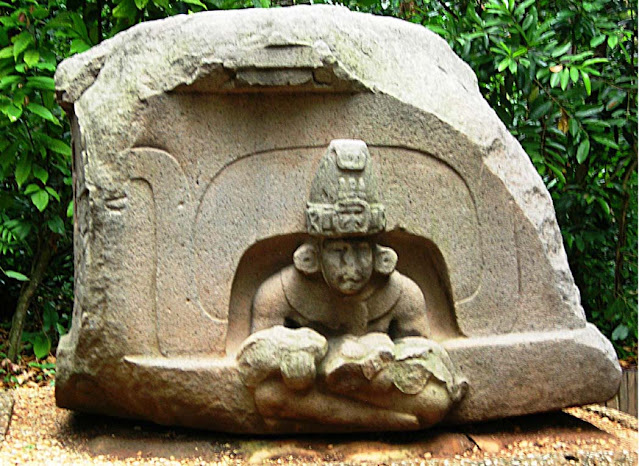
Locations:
54;325;620;433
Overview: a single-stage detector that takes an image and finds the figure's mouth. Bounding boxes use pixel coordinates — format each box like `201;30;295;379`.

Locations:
338;276;364;292
340;275;362;285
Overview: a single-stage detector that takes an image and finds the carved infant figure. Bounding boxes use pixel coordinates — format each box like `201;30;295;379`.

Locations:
237;140;465;430
251;237;430;339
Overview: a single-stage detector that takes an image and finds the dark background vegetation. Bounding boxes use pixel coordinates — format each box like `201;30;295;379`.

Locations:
0;0;636;380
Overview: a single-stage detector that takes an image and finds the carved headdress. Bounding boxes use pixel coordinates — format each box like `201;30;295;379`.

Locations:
306;140;386;237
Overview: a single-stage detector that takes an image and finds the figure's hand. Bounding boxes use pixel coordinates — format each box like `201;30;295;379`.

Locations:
236;326;327;390
391;337;467;400
321;333;395;393
279;350;317;390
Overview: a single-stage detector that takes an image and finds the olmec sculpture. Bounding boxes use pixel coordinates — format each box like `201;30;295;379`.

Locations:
55;5;620;433
238;140;466;429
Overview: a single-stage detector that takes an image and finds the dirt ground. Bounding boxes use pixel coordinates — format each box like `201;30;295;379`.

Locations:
0;386;636;465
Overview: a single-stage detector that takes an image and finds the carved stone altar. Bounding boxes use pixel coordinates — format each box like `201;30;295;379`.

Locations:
55;5;621;433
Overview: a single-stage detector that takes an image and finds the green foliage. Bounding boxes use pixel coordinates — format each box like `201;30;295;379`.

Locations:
0;0;74;359
0;0;636;362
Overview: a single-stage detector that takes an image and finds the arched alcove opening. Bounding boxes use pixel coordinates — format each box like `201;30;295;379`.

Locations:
225;233;307;353
225;230;461;354
379;230;461;340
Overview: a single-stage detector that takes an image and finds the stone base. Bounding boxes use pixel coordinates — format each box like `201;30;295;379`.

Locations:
56;324;620;433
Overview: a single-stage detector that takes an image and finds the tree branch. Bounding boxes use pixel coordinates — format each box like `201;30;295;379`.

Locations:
614;156;638;297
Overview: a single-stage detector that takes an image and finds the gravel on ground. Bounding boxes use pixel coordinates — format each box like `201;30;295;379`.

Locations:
0;385;636;465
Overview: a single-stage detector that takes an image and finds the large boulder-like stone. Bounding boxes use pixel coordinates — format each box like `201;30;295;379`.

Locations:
55;5;620;433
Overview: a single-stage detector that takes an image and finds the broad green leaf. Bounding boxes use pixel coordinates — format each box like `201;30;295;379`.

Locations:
45;186;60;201
24;183;40;195
590;35;606;47
583;118;611;128
66;200;73;218
569;118;579;137
27;103;60;125
555;8;575;20
23;49;39;67
12;31;33;60
565;51;594;62
596;197;610;217
575;106;602;118
513;0;535;16
551;42;571;57
4;270;28;281
47;216;65;235
547;164;566;185
528;86;539;102
70;39;91;55
591;134;619;149
522;14;534;30
113;0;137;18
152;0;169;7
32;164;48;184
0;46;12;59
31;189;49;211
32;7;48;20
560;68;569;90
497;57;510;72
513;47;528;58
0;75;21;90
581;71;591;95
612;324;629;341
15;156;31;187
549;71;560;88
32;333;51;359
26;76;55;91
134;0;149;8
607;34;618;49
569;67;579;83
183;0;206;7
582;57;608;66
0;103;22;122
576;139;590;163
32;61;56;71
43;137;71;156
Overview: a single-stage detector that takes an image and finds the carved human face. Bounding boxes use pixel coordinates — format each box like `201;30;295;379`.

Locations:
320;239;373;296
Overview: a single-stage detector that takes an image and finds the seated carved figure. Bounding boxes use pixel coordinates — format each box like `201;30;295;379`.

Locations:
251;237;430;338
237;140;466;430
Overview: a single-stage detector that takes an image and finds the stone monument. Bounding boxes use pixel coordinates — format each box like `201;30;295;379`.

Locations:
54;6;621;433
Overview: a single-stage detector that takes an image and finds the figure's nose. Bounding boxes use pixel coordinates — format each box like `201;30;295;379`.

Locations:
341;248;363;276
342;246;356;266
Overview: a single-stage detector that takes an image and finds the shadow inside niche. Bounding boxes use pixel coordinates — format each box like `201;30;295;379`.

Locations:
225;230;461;354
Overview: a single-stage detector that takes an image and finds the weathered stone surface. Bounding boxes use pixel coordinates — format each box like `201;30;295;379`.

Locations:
55;5;620;433
0;391;13;441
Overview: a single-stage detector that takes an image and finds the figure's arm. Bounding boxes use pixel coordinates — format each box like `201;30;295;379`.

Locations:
251;272;292;333
391;275;431;339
